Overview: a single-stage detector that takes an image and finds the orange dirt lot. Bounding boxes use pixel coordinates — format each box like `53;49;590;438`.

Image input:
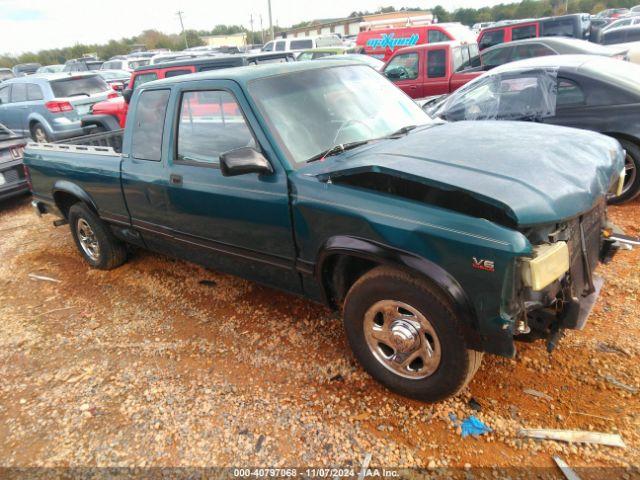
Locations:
0;195;638;478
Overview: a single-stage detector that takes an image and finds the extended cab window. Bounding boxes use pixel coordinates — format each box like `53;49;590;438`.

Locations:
131;89;170;161
133;72;158;89
176;90;256;165
427;49;446;78
384;53;419;80
512;24;537;40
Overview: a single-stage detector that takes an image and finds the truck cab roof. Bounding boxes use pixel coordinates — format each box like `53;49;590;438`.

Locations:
132;52;296;73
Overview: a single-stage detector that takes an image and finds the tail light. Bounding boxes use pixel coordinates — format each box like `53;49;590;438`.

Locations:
45;101;73;113
22;164;32;191
107;92;119;99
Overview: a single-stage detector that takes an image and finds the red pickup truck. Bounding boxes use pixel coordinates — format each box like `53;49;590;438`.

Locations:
83;53;296;132
382;42;482;99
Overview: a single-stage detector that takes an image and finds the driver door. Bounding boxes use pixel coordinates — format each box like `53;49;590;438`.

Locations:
383;51;423;98
163;80;300;293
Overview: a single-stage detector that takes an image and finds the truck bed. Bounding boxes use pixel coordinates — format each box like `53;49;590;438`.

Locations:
57;129;124;153
24;129;129;222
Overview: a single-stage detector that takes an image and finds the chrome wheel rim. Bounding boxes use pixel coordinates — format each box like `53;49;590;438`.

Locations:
76;218;100;261
34;127;47;143
363;300;441;379
622;153;636;196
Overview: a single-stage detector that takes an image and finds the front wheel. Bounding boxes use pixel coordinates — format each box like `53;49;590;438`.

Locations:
343;266;482;403
68;203;127;270
609;139;640;204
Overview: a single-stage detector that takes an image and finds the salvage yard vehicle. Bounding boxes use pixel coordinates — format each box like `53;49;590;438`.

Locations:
478;37;623;70
478;13;592;50
24;61;628;402
425;55;640;203
383;41;481;98
0;123;28;201
83;52;296;132
357;23;476;61
0;73;118;143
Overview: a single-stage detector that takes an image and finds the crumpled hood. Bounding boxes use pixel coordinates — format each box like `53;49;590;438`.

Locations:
302;121;624;227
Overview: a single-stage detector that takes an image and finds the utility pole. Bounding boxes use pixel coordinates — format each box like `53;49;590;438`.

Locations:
267;0;274;41
249;14;254;45
176;10;189;49
260;15;265;44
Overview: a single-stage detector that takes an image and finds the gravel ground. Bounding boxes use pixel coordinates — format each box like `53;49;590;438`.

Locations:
0;195;639;478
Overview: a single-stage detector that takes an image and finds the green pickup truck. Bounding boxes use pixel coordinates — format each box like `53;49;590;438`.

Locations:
24;61;628;402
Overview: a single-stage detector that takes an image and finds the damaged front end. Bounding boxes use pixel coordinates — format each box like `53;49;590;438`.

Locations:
513;199;628;351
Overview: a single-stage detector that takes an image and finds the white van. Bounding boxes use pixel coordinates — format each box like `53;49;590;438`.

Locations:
262;35;342;52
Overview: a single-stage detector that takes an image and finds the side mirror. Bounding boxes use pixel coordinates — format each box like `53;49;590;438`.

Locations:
384;68;402;80
220;147;273;177
122;88;133;104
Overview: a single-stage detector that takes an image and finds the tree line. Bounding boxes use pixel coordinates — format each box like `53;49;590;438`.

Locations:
1;0;637;68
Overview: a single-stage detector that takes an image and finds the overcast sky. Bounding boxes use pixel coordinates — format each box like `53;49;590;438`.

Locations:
0;0;516;55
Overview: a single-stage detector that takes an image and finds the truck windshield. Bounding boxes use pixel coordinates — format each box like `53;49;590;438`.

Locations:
248;65;431;165
50;75;109;97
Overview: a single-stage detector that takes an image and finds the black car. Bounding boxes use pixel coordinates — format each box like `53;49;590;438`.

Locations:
479;37;620;69
425;55;640;203
0;123;28;201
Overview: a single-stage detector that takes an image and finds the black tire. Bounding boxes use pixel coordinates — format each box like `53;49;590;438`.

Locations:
30;122;50;144
68;203;127;270
609;139;640;204
343;266;482;403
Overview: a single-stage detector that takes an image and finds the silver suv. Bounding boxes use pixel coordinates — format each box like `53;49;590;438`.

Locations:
0;73;115;142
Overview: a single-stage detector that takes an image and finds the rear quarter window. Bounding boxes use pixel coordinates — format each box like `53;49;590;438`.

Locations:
290;39;313;49
131;89;170;161
164;69;192;78
50;76;109;97
479;29;505;49
0;85;11;104
27;84;44;101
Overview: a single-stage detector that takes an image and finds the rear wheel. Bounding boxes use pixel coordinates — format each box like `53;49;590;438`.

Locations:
30;122;50;143
342;266;482;402
609;139;640;204
68;203;127;270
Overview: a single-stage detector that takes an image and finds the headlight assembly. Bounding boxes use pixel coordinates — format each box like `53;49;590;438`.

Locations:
521;241;570;291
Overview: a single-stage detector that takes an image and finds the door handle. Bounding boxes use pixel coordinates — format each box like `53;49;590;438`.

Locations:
170;174;183;185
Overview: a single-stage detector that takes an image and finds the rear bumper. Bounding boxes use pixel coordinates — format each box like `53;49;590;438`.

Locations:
0;180;29;201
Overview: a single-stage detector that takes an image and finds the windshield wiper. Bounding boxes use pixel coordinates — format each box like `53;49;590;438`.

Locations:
306;125;422;163
306;140;371;163
384;124;417;138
